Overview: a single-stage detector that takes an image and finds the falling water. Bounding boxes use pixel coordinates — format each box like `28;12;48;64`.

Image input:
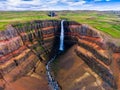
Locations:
59;20;65;51
46;20;65;90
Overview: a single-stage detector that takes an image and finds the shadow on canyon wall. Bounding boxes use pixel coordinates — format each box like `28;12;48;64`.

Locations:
0;20;119;90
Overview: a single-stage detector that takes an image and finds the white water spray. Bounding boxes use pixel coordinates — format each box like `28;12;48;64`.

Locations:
46;20;65;90
59;20;64;51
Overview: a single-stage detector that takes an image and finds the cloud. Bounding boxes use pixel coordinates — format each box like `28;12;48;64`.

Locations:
65;1;86;6
61;0;86;6
48;0;59;4
0;0;119;11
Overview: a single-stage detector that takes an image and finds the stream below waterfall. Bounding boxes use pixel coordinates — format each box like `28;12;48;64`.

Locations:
46;20;64;90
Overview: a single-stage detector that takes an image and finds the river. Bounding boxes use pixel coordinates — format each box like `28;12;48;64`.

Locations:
46;20;64;90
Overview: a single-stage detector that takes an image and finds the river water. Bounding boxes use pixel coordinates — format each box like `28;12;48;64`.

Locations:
46;20;64;90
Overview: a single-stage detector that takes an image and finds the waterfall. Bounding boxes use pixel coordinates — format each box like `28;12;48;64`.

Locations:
59;20;64;51
46;20;65;90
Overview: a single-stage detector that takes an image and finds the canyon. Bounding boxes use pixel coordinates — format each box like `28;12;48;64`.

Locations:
0;20;120;90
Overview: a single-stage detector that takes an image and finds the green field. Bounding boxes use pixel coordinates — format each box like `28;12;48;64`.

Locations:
0;11;120;38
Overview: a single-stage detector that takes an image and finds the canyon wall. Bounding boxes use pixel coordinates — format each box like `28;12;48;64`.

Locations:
0;20;61;89
0;20;119;89
64;21;120;89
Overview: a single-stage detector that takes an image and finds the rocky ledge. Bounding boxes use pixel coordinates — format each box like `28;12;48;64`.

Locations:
0;20;119;90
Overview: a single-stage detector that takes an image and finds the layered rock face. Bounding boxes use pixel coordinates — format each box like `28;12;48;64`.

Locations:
0;20;119;90
0;20;61;90
64;21;120;89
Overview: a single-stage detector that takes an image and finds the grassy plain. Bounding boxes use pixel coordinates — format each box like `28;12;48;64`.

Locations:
0;11;120;38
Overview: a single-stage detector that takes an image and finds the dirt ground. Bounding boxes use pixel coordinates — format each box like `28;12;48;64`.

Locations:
2;44;114;90
52;45;113;90
3;62;50;90
4;74;50;90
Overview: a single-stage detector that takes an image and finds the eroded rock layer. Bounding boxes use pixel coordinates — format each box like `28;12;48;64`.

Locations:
0;20;61;90
63;21;120;89
0;20;119;90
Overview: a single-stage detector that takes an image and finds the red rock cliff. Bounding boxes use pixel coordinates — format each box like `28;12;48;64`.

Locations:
0;20;119;90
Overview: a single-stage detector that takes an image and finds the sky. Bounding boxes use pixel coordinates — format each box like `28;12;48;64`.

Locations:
0;0;120;11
